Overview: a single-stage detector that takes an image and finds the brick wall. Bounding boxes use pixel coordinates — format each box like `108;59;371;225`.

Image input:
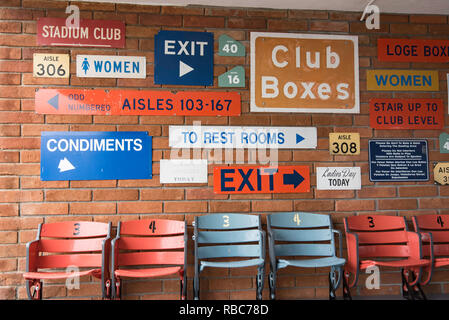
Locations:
0;0;448;300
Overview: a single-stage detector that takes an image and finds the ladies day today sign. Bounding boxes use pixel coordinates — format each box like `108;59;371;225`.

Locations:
250;32;359;113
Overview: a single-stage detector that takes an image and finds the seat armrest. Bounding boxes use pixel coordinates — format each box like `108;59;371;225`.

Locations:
259;230;266;261
405;231;424;261
25;240;39;273
332;229;343;258
345;231;359;274
266;228;277;272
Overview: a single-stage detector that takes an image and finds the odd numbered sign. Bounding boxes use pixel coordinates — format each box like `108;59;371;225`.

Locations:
434;163;449;185
33;53;69;78
154;30;213;86
329;133;360;155
40;131;152;181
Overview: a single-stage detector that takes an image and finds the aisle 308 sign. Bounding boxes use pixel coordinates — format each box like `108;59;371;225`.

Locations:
329;132;360;155
33;53;69;78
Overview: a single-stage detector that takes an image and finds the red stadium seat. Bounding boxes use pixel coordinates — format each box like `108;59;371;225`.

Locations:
343;215;430;300
23;221;112;300
111;219;187;299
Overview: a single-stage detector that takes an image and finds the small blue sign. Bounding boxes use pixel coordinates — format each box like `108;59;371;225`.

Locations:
41;131;152;181
154;30;213;86
369;139;429;182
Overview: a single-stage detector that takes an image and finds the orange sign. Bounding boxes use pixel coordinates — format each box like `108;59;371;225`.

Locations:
213;165;310;194
378;39;449;62
35;89;241;116
370;99;444;130
251;32;359;113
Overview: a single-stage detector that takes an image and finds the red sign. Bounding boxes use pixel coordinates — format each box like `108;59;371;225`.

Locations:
370;99;444;130
214;166;310;194
35;89;241;116
37;18;125;48
378;39;449;62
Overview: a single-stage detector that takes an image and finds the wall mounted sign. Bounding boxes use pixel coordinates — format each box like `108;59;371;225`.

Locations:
329;133;360;155
316;167;361;190
447;74;449;113
440;133;449;154
160;159;208;184
370;99;444;130
169;126;317;149
250;32;359;113
218;34;245;56
35;89;240;116
213;165;310;194
367;70;439;91
76;55;146;78
33;53;69;78
378;38;449;63
37;17;125;48
218;66;245;88
369;139;429;182
40;131;152;181
434;163;449;185
154;30;213;86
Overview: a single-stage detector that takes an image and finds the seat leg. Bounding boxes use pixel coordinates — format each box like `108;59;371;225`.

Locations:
342;272;352;300
256;267;264;300
410;271;426;300
104;279;111;300
115;278;121;300
329;271;336;300
27;280;42;300
194;273;200;300
268;272;276;300
401;269;415;300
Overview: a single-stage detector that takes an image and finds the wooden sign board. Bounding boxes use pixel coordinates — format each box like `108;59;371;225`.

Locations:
434;163;449;185
367;70;439;91
378;38;449;63
33;53;70;78
329;133;360;155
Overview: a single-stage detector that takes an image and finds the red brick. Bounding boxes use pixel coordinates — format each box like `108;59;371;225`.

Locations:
378;199;417;210
335;200;375;212
0;21;21;33
0;48;21;59
184;15;225;28
21;203;68;215
228;17;266;29
93;189;139;201
45;190;91;202
252;200;293;212
140;14;182;27
210;201;250;212
141;188;185;201
267;19;307;31
0;204;19;217
164;201;207;213
117;201;162;214
70;202;116;215
310;21;348;32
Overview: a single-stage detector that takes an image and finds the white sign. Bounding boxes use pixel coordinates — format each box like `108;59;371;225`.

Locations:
160;159;208;184
169;126;317;149
76;55;146;79
33;53;70;78
316;167;361;190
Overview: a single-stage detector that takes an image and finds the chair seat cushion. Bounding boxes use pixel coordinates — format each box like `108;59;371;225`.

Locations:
360;258;430;269
200;258;264;271
115;266;182;279
23;268;101;280
278;256;346;269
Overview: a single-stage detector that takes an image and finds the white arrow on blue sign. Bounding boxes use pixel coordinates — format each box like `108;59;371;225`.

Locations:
154;30;213;86
169;126;317;149
40;131;152;181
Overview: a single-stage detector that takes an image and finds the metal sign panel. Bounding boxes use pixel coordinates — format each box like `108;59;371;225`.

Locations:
33;53;70;78
154;30;213;86
40;131;152;181
218;66;245;88
250;32;359;113
213;165;310;194
367;70;439;91
35;89;240;116
440;133;449;154
316;167;361;190
329;133;360;155
76;55;146;78
378;38;449;63
160;159;208;184
218;34;245;57
369;139;429;182
434;163;449;185
37;17;125;48
370;99;444;130
169;126;317;149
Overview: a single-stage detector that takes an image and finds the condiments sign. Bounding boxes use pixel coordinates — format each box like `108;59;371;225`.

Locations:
251;32;359;113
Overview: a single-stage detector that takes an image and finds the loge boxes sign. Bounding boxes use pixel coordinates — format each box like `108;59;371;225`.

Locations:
250;32;359;113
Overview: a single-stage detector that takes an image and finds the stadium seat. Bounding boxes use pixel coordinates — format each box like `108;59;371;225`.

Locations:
111;218;187;299
267;212;346;300
193;213;265;300
23;221;112;299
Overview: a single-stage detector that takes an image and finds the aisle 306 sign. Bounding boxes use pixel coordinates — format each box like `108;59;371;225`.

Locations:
33;53;69;78
329;133;360;155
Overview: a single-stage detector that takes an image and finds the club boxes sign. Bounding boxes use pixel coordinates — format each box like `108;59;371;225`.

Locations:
37;18;125;48
378;39;449;63
316;167;361;190
250;32;359;113
370;99;444;130
76;55;146;78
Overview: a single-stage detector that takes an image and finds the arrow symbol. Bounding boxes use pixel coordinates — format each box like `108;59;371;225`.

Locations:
296;133;305;144
283;170;304;188
58;157;75;172
179;60;194;77
48;94;59;110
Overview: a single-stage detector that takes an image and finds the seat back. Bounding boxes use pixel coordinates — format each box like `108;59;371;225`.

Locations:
344;215;412;259
413;214;449;258
34;221;111;270
267;212;336;258
194;213;263;261
115;219;186;268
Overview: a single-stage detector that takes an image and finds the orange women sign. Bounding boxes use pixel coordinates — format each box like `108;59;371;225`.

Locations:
35;89;241;116
378;39;449;62
251;32;359;114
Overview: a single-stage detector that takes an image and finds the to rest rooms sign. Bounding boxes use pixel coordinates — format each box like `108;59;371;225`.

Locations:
250;32;359;114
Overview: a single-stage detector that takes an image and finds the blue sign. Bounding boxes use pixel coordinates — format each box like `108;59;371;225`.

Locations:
369;139;429;182
41;131;152;181
154;30;213;86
